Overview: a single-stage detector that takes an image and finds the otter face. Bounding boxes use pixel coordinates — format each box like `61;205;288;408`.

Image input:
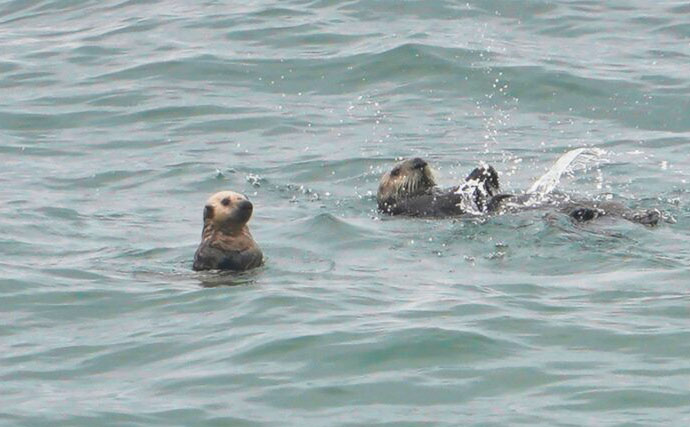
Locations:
203;190;253;232
377;157;436;210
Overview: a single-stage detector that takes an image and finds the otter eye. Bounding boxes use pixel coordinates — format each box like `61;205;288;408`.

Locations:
221;198;231;206
391;167;401;177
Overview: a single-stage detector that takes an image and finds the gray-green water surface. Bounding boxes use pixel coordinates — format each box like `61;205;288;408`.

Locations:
1;0;690;425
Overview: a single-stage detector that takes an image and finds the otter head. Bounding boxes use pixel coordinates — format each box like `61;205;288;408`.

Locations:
377;157;436;211
202;190;254;236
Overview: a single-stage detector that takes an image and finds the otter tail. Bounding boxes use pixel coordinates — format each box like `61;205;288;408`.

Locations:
527;148;608;196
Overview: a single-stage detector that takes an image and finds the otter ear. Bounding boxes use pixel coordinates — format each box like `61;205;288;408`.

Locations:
203;205;214;221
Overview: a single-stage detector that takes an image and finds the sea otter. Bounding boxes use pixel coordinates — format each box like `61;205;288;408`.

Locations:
555;202;660;226
193;191;263;271
377;157;661;226
377;157;506;217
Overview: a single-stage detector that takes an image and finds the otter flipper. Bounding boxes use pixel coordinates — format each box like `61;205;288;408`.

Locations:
466;165;499;195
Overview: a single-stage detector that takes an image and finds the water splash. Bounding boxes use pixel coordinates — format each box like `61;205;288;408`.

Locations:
527;148;608;196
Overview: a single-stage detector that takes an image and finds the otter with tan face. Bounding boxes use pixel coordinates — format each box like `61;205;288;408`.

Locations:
376;158;660;225
377;157;505;217
193;191;263;271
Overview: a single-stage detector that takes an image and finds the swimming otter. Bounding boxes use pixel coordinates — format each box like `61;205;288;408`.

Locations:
193;191;263;271
559;203;660;226
376;157;505;217
377;157;660;226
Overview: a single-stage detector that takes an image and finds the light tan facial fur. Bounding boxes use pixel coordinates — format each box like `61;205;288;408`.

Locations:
202;191;253;237
377;158;436;208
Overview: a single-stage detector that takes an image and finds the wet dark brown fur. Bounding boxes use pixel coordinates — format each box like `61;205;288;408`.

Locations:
377;158;661;226
193;191;263;271
474;188;661;226
376;158;502;217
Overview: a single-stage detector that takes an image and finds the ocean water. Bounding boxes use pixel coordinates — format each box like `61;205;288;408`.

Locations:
1;0;689;425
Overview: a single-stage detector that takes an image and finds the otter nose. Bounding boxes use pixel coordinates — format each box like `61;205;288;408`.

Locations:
237;200;253;211
411;157;427;169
